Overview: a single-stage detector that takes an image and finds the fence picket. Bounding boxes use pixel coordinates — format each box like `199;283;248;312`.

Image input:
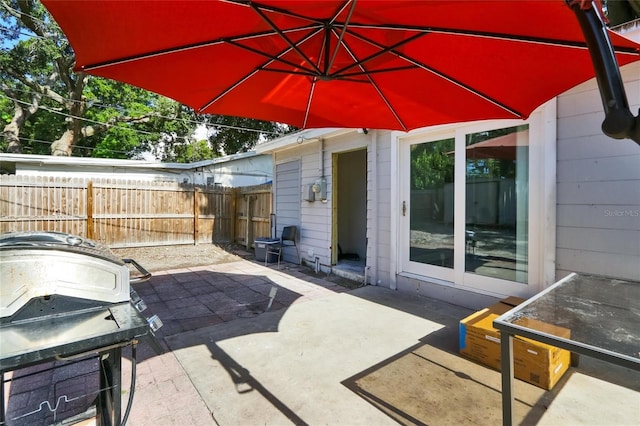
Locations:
0;175;271;248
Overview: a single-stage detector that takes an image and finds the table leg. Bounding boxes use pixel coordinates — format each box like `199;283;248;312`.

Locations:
1;371;5;425
500;332;514;426
97;348;122;426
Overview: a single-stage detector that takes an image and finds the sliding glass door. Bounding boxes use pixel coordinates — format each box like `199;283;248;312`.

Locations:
400;121;540;295
465;126;529;284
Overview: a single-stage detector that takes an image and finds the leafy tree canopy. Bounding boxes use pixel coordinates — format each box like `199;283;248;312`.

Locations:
1;0;295;161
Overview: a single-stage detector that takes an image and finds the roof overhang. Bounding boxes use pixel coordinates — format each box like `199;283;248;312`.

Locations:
0;151;264;171
254;128;355;154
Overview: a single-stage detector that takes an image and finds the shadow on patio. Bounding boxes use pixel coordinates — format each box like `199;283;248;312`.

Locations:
4;259;639;425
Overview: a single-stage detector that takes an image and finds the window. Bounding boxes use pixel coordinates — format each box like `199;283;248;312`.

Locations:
465;126;529;283
398;102;555;296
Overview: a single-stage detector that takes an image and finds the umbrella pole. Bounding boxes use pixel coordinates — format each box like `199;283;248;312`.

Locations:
567;0;640;145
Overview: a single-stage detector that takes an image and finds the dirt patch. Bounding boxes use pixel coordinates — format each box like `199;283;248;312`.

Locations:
111;243;363;290
111;243;253;272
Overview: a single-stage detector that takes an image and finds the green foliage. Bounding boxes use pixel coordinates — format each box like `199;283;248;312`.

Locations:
172;139;216;163
207;116;295;156
1;1;288;159
410;138;454;190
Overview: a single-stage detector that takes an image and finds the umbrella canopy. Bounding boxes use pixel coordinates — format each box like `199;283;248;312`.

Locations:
466;130;529;160
42;0;640;131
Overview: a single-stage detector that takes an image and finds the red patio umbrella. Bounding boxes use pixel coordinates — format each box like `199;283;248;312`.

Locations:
42;0;640;132
466;130;529;160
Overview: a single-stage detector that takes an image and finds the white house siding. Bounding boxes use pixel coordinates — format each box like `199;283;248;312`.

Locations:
2;153;272;188
368;131;393;287
202;154;272;187
274;160;301;264
275;144;327;268
268;129;395;286
556;60;640;281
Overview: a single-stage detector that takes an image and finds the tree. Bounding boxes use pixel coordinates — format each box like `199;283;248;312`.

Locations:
205;115;290;156
0;0;192;157
410;139;455;190
1;0;294;159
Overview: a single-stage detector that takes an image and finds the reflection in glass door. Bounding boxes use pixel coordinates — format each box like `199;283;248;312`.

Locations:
409;138;455;269
465;125;529;283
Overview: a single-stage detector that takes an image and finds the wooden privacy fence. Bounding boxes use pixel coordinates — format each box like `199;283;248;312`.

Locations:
0;175;272;248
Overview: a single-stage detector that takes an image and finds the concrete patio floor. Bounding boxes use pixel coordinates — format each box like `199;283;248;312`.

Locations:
3;257;639;425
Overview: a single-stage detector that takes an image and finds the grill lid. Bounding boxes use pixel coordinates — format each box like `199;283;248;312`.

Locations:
0;231;131;318
0;231;123;265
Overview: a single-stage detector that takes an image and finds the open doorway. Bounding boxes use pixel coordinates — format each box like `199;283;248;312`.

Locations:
332;149;367;279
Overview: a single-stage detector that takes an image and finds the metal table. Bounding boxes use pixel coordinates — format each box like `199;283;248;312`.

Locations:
493;273;640;426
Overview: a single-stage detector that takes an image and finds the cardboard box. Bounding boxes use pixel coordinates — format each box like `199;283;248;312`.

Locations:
459;297;570;390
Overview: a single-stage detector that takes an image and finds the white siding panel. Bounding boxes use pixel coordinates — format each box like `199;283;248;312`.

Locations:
557;155;640;182
557;136;640;161
557;181;640;205
557;227;640;255
557;204;640;230
556;60;640;282
556;111;604;139
370;132;393;286
557;248;640;281
275;160;301;263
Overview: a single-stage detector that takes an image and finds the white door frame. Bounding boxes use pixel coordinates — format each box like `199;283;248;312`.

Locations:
394;100;557;298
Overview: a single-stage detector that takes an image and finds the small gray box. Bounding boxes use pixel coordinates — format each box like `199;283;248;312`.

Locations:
254;238;279;263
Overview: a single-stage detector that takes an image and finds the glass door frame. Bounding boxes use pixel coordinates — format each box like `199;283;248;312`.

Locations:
395;101;557;297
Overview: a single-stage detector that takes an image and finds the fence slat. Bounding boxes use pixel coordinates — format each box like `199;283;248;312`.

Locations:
0;176;272;248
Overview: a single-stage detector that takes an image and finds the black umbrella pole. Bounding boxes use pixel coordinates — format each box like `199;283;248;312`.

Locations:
567;0;640;145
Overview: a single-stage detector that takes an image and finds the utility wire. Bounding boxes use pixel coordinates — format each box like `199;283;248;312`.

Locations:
0;24;48;41
1;2;59;28
14;135;135;156
2;93;158;135
0;87;285;135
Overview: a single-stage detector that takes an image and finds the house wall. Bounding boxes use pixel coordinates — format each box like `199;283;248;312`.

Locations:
274;132;391;274
5;153;272;187
13;163;193;183
555;59;640;282
368;130;393;287
275;141;328;268
200;155;272;187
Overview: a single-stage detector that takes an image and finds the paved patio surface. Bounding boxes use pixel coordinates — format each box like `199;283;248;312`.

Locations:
3;258;639;425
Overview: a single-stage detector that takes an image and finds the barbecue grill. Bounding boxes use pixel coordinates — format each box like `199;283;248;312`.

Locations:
0;231;162;425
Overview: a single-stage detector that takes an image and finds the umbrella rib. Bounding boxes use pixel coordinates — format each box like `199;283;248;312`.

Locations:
325;0;357;75
250;2;323;75
226;39;319;76
303;79;317;128
225;0;325;25
199;30;322;112
330;31;425;77
80;25;317;71
346;29;525;118
338;65;419;78
346;23;639;54
336;34;407;130
198;68;260;113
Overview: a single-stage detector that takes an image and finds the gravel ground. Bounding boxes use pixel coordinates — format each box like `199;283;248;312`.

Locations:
111;243;253;272
111;243;363;289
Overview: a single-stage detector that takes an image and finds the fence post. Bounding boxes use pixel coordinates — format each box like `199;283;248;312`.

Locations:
86;180;94;240
193;187;199;245
230;188;238;244
244;194;252;250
